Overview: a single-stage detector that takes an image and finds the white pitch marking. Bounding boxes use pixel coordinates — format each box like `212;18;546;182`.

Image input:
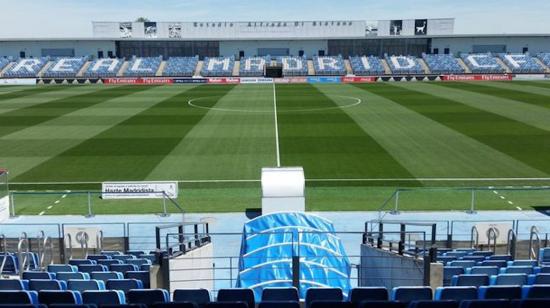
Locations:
62;194;67;198
47;206;53;210
493;191;499;194
273;83;281;168
500;196;506;200
508;201;514;205
38;211;45;216
516;206;523;211
54;200;60;204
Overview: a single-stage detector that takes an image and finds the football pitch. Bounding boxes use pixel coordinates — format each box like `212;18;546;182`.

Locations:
2;81;550;215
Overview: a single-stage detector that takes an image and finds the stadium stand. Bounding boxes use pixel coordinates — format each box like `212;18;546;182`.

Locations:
42;57;87;78
201;57;235;77
3;58;49;78
537;52;550;67
349;56;386;76
124;57;162;77
84;58;124;78
0;57;10;71
422;54;465;74
162;56;199;77
461;53;506;73
312;56;346;75
239;56;270;77
277;56;308;76
385;55;424;74
498;53;545;73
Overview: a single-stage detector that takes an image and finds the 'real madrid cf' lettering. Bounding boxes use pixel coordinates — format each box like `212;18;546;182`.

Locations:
390;56;415;69
244;58;265;70
91;59;120;72
51;59;80;72
317;57;339;70
12;59;41;72
207;58;231;71
466;55;498;68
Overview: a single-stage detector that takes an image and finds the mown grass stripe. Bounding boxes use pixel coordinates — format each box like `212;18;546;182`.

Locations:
13;85;236;182
276;83;417;182
368;83;550;175
0;85;68;101
0;86;146;138
437;82;550;109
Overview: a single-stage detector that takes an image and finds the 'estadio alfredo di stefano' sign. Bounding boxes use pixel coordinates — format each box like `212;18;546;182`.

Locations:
102;181;179;199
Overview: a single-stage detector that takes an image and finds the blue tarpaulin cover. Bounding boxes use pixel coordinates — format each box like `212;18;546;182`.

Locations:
236;212;351;299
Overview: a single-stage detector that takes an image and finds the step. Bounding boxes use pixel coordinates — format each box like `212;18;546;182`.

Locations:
307;60;315;76
77;61;91;77
194;61;203;77
117;61;129;77
344;59;354;75
495;57;512;73
0;62;14;77
232;60;240;77
457;58;472;74
418;58;431;74
381;59;393;75
534;58;550;73
37;61;53;78
156;61;166;77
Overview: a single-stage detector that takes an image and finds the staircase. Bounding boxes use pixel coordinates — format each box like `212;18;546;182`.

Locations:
37;61;53;78
77;61;91;77
344;59;353;75
0;62;14;77
307;60;315;75
381;59;393;75
457;58;472;73
418;58;431;74
194;61;203;76
116;61;129;77
534;58;550;73
156;61;166;77
232;61;240;77
495;58;512;73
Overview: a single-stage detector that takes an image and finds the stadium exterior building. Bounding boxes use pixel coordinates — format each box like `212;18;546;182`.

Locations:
0;18;549;59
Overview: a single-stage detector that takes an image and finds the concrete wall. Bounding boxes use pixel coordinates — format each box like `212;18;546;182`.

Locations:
168;244;214;293
360;244;424;290
432;36;550;55
0;40;116;58
219;40;327;58
0;196;9;222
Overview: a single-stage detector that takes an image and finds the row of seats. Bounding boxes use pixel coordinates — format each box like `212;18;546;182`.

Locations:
0;278;144;293
277;56;308;76
449;273;550;287
163;57;199;77
2;58;49;78
497;53;545;73
124;57;162;77
84;58;125;78
461;53;506;74
423;54;465;74
313;56;347;76
201;57;235;77
349;56;386;76
384;55;425;75
239;57;270;77
42;57;88;78
1;287;549;307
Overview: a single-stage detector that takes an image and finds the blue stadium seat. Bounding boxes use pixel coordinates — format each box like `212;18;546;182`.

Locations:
350;56;386;76
0;290;39;305
163;57;199;77
56;272;90;282
408;300;459;308
462;256;486;262
276;57;308;76
438;256;458;265
126;259;152;267
449;261;476;269
461;53;506;74
127;251;145;257
479;286;522;300
452;274;490;287
471;251;494;258
502;266;534;275
481;261;508;269
28;279;66;291
49;305;94;308
357;302;406;308
457;300;510;308
469;266;499;276
88;255;111;262
153;303;199;308
487;255;513;262
67;279;105;292
532;273;550;284
201;57;235;77
309;302;353;308
217;288;255;308
261;287;299;302
385;55;424;75
110;264;139;274
521;285;550;299
391;287;432;302
239;56;270;77
42;57;88;78
3;58;49;78
0;279;27;290
106;279;143;293
0;255;19;275
82;290;126;305
512;299;550;308
22;271;55;280
124;57;162;77
258;301;300;308
312;56;346;76
444;267;465;286
173;289;211;305
498;53;544;74
48;264;78;273
91;271;124;283
78;264;108;274
423;54;464;74
84;58;124;78
349;287;389;302
97;259;123;267
509;260;538;267
434;287;477;301
127;289;170;305
204;303;247;308
38;290;82;305
101;251;123;256
492;274;528;285
446;251;470;258
125;271;150;288
541;266;550;273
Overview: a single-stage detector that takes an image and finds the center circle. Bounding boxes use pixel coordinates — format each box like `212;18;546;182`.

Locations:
187;95;362;113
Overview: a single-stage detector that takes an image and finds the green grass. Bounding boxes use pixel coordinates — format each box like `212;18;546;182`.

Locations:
2;82;550;215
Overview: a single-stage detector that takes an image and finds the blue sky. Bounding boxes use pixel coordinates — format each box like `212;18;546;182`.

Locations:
1;0;549;37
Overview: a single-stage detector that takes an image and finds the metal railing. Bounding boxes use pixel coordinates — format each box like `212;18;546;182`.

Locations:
17;232;30;277
470;226;479;249
529;226;541;260
506;229;517;259
487;227;498;253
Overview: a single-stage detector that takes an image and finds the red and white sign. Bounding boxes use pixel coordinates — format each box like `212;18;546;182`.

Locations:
206;77;240;84
341;76;377;83
441;74;512;81
103;78;174;85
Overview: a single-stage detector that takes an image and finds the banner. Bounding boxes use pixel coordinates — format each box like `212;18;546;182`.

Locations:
64;226;101;249
102;78;174;85
274;77;307;84
512;74;547;80
0;79;36;85
173;78;208;84
341;76;377;83
306;76;342;84
441;74;512;81
240;77;274;84
102;181;179;199
207;77;240;84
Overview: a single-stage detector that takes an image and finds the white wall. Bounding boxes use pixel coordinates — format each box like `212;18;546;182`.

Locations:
168;244;214;293
220;40;327;58
431;36;550;55
0;196;10;222
0;40;116;58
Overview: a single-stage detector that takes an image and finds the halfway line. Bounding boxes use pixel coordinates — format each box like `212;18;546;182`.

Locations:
273;83;281;167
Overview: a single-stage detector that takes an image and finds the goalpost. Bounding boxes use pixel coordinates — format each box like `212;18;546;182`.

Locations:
0;169;10;221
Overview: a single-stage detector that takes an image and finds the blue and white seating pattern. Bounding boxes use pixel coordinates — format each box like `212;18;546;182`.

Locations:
84;58;124;78
498;53;545;73
0;58;10;71
277;56;308;76
423;54;465;74
240;57;270;77
385;55;424;74
42;57;87;78
461;53;506;74
124;57;162;77
163;56;199;77
313;56;346;76
537;53;550;68
3;58;49;78
201;57;235;77
349;56;386;76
